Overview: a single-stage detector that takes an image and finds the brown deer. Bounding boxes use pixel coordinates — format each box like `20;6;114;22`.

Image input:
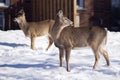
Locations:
14;10;54;50
50;10;110;72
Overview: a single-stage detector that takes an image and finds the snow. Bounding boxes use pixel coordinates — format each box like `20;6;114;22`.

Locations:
0;30;120;80
0;3;8;8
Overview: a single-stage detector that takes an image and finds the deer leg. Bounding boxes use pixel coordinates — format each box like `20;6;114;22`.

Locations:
59;48;65;67
65;47;71;72
31;37;35;50
93;49;100;69
99;47;110;66
46;36;53;50
91;45;100;69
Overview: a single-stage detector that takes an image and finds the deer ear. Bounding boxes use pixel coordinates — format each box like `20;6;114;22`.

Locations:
19;9;25;15
57;10;63;17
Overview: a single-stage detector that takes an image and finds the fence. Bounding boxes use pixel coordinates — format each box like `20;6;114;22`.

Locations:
27;0;74;21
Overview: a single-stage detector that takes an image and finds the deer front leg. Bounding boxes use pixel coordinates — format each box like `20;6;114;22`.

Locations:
59;48;65;67
31;36;35;50
46;36;53;50
65;47;72;72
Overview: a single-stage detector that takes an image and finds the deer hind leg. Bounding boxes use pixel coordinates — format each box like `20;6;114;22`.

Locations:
59;48;65;67
99;47;110;66
46;36;53;50
31;37;35;50
91;44;100;69
65;47;72;72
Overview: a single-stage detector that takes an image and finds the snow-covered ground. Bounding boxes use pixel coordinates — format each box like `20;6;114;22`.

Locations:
0;30;120;80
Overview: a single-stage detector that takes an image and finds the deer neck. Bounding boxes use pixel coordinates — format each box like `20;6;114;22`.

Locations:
51;22;64;41
19;17;29;36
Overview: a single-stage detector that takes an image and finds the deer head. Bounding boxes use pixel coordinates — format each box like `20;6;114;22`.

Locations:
14;9;26;24
56;10;73;28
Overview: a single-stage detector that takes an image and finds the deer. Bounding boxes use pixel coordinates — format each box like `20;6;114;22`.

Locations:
50;10;110;72
14;10;55;50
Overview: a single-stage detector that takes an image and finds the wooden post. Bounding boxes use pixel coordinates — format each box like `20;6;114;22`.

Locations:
74;0;77;27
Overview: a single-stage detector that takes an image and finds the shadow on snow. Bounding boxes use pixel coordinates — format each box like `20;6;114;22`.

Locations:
0;42;28;48
0;63;57;70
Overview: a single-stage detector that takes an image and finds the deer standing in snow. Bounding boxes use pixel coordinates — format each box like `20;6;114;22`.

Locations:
50;10;110;72
14;10;54;50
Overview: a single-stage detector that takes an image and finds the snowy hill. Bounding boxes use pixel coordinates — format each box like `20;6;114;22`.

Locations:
0;30;120;80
